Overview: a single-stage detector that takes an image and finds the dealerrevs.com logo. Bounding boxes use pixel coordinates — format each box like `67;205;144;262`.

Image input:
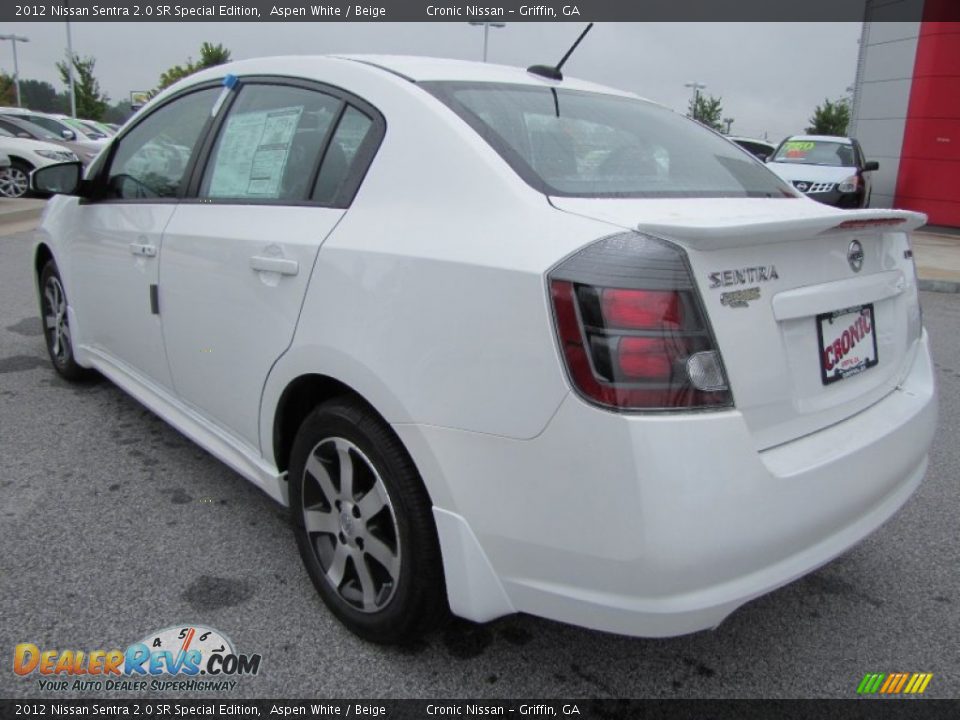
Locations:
13;625;262;692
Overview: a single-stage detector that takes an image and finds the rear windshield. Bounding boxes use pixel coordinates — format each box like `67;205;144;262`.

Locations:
772;139;855;167
423;82;793;199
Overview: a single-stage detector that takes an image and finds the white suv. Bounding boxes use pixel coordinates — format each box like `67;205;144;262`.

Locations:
31;56;937;644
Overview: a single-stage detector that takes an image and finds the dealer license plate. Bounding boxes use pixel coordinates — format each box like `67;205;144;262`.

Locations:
817;304;878;385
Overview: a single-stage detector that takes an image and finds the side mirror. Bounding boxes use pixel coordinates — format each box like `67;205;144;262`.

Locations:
32;161;83;195
60;129;77;141
863;160;879;172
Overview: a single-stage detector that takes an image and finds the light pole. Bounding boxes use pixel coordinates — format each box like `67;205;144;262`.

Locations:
723;117;734;134
684;81;707;118
0;34;29;107
468;22;506;63
65;22;76;117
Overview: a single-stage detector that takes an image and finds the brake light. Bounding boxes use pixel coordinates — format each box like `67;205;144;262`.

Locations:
601;289;681;330
834;218;905;231
617;337;673;380
549;232;731;411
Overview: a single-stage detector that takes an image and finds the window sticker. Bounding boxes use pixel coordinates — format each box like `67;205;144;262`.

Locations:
207;106;303;198
782;140;815;158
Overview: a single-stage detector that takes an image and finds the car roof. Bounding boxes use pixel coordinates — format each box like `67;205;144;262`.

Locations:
183;54;647;104
333;54;641;98
785;134;853;144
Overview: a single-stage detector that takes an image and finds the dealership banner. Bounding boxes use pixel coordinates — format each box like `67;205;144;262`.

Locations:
2;699;960;718
5;0;960;22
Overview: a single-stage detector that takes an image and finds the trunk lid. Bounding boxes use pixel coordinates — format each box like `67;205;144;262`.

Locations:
551;197;926;449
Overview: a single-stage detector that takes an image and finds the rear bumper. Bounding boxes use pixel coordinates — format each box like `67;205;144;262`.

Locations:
398;330;937;637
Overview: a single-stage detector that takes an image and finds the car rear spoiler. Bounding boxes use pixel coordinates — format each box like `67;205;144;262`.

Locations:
638;209;928;251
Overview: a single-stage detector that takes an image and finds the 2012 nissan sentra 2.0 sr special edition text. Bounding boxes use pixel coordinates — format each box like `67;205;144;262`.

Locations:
30;54;937;644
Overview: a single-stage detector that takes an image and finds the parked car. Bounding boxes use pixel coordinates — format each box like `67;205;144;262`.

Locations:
0;128;77;197
0;114;102;165
31;56;936;644
0;109;110;148
726;135;778;161
55;114;111;141
766;134;878;208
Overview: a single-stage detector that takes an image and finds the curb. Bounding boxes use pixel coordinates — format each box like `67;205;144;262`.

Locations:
918;278;960;294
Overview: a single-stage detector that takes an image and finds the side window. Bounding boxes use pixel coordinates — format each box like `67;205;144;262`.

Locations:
311;106;374;205
106;88;219;199
200;84;340;202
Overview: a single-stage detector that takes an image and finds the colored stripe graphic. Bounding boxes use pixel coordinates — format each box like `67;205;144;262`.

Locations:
858;672;933;694
857;673;885;694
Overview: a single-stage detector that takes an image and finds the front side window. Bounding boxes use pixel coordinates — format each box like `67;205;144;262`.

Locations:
200;84;341;202
772;139;855;167
425;82;793;199
106;87;220;199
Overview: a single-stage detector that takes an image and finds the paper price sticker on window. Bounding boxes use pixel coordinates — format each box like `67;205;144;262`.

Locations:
207;106;303;199
783;140;815;159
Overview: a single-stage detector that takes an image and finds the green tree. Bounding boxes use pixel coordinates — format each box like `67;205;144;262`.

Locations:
102;100;135;125
689;93;726;132
806;98;850;136
197;42;231;68
19;79;66;113
157;42;232;91
0;72;15;106
56;55;109;120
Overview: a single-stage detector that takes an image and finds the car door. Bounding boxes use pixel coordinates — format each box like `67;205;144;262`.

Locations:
158;80;382;450
853;139;872;204
67;86;221;390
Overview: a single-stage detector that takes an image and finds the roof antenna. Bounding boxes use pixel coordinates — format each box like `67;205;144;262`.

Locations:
527;23;594;81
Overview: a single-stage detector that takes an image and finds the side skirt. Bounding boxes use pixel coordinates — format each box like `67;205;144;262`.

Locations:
80;345;288;506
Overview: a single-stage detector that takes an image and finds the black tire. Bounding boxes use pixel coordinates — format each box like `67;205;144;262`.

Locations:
39;261;93;382
289;397;447;644
0;160;33;198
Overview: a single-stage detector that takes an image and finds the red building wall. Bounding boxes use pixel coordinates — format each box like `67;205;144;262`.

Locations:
894;19;960;227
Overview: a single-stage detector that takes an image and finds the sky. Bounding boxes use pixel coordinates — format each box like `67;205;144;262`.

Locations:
0;22;862;141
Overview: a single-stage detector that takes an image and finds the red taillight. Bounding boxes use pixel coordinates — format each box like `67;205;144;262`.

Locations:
601;289;682;330
617;337;673;380
549;232;731;411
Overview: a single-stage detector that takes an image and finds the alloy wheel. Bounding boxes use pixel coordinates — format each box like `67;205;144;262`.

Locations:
42;275;70;364
0;166;29;198
301;437;401;613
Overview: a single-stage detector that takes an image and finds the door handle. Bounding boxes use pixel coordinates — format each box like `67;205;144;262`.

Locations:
129;242;157;257
250;256;299;276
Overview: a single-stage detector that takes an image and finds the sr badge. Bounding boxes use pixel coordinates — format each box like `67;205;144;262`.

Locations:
720;287;761;308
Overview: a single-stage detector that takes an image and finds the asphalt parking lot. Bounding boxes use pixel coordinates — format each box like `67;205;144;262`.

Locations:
1;222;958;700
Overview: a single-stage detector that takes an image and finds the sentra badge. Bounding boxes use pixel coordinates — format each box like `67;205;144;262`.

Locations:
708;266;779;289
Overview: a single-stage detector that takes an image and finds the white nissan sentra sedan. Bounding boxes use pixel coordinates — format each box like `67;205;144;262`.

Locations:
31;55;937;644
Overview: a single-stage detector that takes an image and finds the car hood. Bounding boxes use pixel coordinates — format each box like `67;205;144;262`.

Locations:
0;136;75;155
766;162;855;184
